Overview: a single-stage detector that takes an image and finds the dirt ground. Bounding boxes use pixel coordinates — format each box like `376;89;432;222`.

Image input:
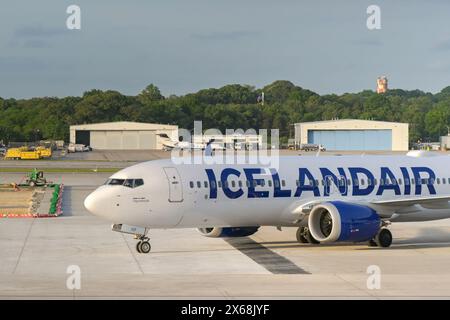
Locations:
0;187;42;215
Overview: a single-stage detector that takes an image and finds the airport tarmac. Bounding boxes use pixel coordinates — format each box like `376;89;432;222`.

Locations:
1;172;450;299
1;149;437;170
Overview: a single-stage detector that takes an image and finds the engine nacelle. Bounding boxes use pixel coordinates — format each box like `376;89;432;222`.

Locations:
308;201;381;243
197;226;259;238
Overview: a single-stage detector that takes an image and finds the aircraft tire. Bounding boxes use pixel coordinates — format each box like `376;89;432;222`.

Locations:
375;228;392;248
136;241;142;253
140;241;151;254
296;227;309;243
304;228;320;244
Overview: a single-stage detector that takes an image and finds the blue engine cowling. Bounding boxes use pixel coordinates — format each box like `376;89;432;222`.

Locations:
308;201;381;243
198;226;259;238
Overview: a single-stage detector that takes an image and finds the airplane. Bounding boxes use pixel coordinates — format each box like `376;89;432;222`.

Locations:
157;133;224;151
84;150;450;254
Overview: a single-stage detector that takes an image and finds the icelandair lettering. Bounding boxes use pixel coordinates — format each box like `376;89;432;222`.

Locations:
204;167;437;199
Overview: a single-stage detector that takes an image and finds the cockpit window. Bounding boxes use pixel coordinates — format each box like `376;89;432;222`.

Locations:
109;179;125;185
123;179;134;188
105;178;144;188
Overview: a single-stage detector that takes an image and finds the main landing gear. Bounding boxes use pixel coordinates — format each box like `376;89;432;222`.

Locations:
135;234;151;254
368;228;392;248
296;226;320;244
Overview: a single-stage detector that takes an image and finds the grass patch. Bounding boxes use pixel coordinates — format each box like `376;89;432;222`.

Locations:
0;167;121;173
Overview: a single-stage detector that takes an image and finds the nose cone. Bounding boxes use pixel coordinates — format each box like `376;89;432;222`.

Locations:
84;191;100;216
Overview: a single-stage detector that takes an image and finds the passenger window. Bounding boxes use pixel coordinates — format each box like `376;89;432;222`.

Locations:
246;180;250;187
437;178;440;185
197;181;201;188
253;180;257;187
411;178;415;185
189;181;194;188
211;181;216;189
443;178;446;185
296;180;300;187
223;181;228;188
204;181;208;188
398;178;402;185
392;179;397;186
380;179;384;186
274;180;280;188
353;179;358;186
268;180;272;187
260;180;265;187
231;180;236;188
282;180;286;187
360;179;365;186
405;179;410;186
347;179;352;186
218;181;222;188
373;178;377;185
238;181;243;188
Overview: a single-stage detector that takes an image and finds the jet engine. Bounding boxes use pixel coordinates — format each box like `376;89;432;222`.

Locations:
197;226;259;238
308;201;381;243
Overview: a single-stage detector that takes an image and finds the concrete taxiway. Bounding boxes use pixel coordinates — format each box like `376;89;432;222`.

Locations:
2;171;450;299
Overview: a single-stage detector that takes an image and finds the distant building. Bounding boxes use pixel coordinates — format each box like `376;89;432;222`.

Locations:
70;121;178;150
440;135;450;150
294;119;409;151
193;133;263;150
377;76;388;94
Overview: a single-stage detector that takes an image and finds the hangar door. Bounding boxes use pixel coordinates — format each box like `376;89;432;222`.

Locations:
307;130;392;151
89;130;157;149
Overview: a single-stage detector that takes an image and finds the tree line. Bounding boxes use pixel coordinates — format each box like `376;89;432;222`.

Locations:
0;81;449;145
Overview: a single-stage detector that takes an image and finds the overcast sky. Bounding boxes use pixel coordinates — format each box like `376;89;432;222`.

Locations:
1;0;450;98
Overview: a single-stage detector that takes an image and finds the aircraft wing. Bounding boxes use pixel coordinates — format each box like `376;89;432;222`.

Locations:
290;195;450;222
370;195;450;209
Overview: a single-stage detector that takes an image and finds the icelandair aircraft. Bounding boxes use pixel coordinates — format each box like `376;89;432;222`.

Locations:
84;151;450;254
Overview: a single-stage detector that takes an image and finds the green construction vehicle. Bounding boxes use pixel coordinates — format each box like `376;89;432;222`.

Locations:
26;168;47;187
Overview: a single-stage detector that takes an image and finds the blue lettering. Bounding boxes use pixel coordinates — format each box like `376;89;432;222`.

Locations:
243;168;269;198
319;167;348;196
411;167;437;195
400;167;411;195
348;167;375;196
205;169;217;199
270;168;291;198
294;168;320;197
220;168;244;199
376;167;401;196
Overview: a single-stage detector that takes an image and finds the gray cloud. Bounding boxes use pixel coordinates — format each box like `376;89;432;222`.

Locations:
191;31;261;41
13;25;67;38
433;38;450;51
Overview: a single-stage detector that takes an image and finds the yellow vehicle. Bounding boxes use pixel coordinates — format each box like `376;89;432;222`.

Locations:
19;151;41;160
4;146;52;160
36;147;52;158
4;148;22;159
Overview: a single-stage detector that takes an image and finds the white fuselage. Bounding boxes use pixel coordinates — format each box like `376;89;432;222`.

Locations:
84;155;450;229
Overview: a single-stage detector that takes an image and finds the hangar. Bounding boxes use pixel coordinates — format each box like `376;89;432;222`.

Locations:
69;121;178;150
294;119;409;151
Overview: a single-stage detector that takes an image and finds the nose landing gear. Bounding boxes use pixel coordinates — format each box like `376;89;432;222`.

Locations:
135;235;151;254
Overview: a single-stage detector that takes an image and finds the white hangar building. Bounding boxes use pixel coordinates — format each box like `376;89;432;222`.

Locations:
69;121;178;150
294;119;409;151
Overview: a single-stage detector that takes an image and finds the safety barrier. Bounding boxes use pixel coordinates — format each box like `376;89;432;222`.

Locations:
45;184;64;217
0;184;64;218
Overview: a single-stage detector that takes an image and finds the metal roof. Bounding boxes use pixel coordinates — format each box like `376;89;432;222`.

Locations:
70;121;178;131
